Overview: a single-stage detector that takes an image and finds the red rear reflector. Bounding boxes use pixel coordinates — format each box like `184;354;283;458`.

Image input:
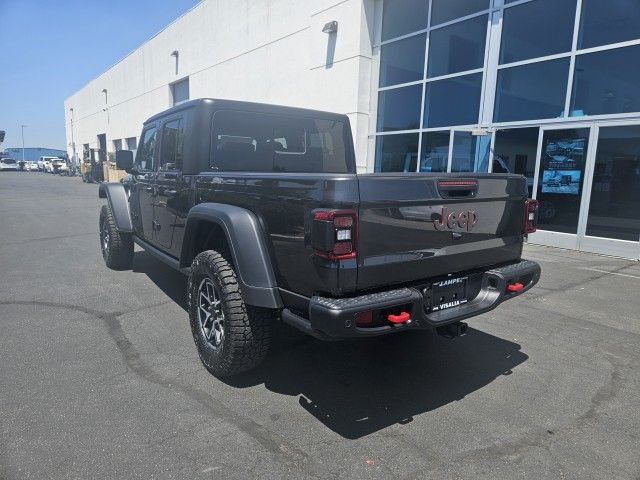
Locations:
355;311;373;326
507;282;524;292
333;241;353;256
387;311;410;323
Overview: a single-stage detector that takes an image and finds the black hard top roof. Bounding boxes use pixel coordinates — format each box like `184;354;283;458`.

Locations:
144;98;349;125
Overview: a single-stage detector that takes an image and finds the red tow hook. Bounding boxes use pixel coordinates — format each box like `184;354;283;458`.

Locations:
507;282;524;293
387;311;410;324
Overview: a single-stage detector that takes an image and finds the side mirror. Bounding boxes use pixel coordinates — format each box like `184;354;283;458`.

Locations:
115;150;134;172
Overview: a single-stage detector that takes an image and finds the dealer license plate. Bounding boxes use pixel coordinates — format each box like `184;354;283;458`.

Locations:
425;276;468;311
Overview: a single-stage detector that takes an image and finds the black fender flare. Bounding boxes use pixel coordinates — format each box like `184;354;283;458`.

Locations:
98;183;133;233
181;203;282;309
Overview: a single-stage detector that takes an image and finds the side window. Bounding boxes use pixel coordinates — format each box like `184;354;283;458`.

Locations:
135;126;157;171
160;119;184;171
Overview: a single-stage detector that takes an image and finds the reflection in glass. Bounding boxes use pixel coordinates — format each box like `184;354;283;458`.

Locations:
570;45;640;117
493;127;539;196
500;0;576;64
586;126;640;241
428;15;487;77
375;133;419;172
379;34;426;87
578;0;640;49
430;0;489;26
536;129;590;234
424;73;482;128
381;0;429;41
420;131;450;172
377;85;422;132
451;132;490;172
494;58;569;122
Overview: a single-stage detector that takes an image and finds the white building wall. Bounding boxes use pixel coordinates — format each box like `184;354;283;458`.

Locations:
64;0;376;171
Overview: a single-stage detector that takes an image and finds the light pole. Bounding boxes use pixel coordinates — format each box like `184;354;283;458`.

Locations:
20;125;27;163
69;108;77;166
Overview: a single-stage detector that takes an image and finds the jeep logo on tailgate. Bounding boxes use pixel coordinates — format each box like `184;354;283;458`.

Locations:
433;207;477;231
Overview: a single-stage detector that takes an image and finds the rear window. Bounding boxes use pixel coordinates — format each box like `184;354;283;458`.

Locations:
1;158;16;164
210;110;351;173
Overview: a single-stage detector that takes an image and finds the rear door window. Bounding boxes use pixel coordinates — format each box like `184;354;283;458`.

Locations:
210;110;350;173
159;118;184;172
135;126;157;171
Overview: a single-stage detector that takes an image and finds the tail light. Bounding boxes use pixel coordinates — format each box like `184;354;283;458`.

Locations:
312;209;358;260
523;199;539;234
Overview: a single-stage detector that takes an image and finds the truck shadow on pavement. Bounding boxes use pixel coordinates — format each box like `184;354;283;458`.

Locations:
133;250;528;439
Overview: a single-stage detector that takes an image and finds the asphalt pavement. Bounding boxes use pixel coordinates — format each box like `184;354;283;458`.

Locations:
1;172;639;480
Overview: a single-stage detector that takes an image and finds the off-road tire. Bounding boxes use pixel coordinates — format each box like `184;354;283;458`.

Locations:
99;204;133;270
188;250;272;377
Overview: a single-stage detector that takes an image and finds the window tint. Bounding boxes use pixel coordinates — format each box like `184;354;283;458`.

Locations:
375;133;419;172
428;14;487;78
420;131;450;172
211;111;350;173
377;84;422;132
424;73;482;128
494;58;569;122
578;0;640;49
135;126;157;171
379;34;426;87
430;0;489;26
160;119;184;171
500;0;576;64
570;45;640;117
381;0;429;41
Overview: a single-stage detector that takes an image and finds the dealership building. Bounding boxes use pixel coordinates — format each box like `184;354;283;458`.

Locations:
65;0;640;259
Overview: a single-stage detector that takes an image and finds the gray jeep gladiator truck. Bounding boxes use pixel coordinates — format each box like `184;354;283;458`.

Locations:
99;98;541;377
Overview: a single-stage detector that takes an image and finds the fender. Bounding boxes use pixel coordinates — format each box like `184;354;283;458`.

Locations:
98;183;133;233
181;203;282;309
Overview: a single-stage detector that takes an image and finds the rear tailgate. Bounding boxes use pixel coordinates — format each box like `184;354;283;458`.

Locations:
356;173;526;290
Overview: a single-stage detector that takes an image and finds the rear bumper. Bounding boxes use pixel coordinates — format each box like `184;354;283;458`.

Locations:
282;259;540;340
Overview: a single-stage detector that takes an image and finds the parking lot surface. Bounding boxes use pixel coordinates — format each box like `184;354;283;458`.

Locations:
1;172;639;479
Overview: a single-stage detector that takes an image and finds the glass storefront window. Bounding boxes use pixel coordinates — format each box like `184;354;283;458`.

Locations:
494;58;570;123
500;0;576;65
381;0;429;41
420;131;450;172
586;126;640;241
377;85;422;132
536;128;590;234
451;132;490;172
493;127;539;196
375;133;419;172
427;15;488;78
570;45;640;117
578;0;640;49
430;0;490;26
424;73;482;128
379;34;426;88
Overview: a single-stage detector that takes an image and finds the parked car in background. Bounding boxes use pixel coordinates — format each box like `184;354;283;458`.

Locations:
26;161;39;171
51;158;68;174
38;156;58;172
0;158;19;171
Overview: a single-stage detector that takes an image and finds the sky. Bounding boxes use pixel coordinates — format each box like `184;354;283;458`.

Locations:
0;0;200;150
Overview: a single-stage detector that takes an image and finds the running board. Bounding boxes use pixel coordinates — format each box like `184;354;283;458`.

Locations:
133;236;191;275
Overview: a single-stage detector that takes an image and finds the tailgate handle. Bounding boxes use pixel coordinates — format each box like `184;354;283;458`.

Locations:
437;179;478;199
